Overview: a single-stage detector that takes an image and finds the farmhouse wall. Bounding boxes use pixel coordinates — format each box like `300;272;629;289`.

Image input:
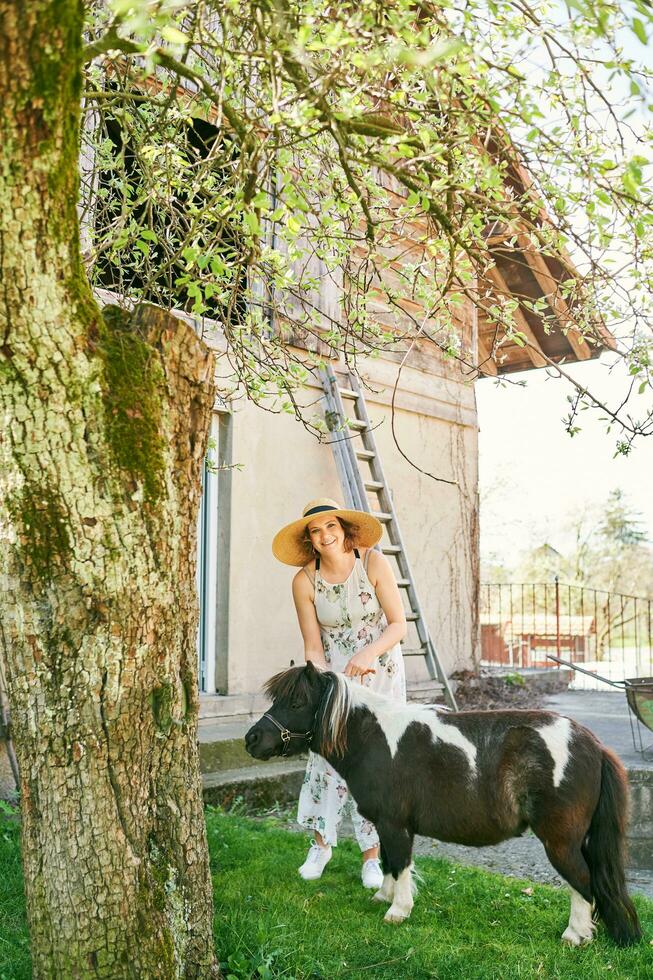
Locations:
221;347;479;696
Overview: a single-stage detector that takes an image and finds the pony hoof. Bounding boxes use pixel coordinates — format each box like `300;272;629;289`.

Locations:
384;908;408;924
372;888;392;904
562;926;594;947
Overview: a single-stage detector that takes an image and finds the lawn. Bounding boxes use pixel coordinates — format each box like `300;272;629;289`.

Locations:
1;807;652;979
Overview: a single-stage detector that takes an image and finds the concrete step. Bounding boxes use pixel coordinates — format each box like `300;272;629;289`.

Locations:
202;758;306;809
197;711;307;810
199;692;268;720
198;727;255;774
197;696;268;773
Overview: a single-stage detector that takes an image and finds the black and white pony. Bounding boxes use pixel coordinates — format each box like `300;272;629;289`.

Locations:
245;662;642;946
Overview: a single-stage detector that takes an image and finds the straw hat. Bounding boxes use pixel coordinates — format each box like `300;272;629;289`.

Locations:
272;498;383;566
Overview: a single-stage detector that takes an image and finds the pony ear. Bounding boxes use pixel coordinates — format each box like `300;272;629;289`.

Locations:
304;661;326;686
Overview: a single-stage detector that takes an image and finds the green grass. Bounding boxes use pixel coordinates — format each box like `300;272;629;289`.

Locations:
0;812;29;980
1;807;652;979
209;809;653;980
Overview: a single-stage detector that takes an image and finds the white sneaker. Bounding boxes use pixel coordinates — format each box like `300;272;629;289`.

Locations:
298;840;332;880
361;858;384;890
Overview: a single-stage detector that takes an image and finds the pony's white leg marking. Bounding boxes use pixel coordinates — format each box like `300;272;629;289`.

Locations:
538;716;572;787
372;874;395;904
384;868;414;924
409;862;420;896
561;888;596;946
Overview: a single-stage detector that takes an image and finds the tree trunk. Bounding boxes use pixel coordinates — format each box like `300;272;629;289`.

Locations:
0;3;219;976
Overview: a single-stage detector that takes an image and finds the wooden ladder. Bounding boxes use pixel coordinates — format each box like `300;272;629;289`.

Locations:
320;366;458;709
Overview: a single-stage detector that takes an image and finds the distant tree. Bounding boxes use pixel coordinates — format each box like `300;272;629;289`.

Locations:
515;543;566;585
598;488;648;549
592;490;652;596
511;491;653;597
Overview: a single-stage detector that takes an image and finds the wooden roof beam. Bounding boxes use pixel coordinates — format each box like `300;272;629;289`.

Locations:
515;233;591;361
476;333;499;376
484;264;548;368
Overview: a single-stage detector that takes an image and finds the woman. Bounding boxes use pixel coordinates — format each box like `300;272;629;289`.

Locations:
272;498;406;890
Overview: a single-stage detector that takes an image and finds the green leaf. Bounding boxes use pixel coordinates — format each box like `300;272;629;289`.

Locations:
565;0;589;15
243;212;262;236
631;18;647;45
161;26;189;45
251;191;270;209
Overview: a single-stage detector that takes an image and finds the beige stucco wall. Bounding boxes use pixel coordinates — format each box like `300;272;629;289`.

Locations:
222;351;479;696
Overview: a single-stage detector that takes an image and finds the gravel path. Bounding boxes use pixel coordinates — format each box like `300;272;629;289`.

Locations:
263;811;653;899
414;832;653;900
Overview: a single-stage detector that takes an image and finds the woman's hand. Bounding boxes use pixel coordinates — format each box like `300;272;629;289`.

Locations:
344;647;377;680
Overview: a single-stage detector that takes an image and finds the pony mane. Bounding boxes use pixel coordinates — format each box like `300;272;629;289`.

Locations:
264;666;354;758
264;665;315;703
316;673;352;757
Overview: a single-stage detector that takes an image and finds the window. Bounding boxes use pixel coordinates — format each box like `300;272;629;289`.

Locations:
196;411;232;693
92;98;246;321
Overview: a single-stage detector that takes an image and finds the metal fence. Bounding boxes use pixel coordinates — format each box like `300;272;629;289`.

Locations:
480;580;653;688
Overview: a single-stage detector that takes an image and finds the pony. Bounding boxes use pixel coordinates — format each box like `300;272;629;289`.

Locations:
245;662;642;946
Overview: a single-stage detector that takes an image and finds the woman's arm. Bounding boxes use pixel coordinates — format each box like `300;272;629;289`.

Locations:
343;550;407;679
292;570;328;669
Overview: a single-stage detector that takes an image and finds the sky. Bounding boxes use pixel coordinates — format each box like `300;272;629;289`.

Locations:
476;354;653;567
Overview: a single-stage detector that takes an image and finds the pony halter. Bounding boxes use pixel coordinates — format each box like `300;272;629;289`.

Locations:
262;713;313;755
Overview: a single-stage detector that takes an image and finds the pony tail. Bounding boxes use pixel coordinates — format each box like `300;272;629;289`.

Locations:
583;748;642;946
316;673;351;758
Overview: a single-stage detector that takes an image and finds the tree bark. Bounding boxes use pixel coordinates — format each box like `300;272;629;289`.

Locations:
0;3;219;976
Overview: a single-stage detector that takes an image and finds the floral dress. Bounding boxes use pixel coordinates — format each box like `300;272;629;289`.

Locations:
297;548;406;849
